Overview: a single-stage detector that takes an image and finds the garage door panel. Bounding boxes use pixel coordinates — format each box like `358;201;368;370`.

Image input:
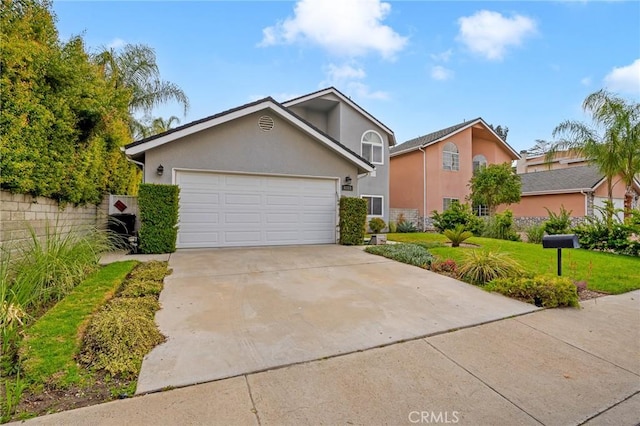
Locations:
177;171;337;248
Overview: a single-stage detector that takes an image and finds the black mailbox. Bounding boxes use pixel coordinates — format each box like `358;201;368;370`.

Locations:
542;234;580;249
542;234;580;276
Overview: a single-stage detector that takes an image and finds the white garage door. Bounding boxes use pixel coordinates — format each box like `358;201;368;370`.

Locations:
176;171;338;248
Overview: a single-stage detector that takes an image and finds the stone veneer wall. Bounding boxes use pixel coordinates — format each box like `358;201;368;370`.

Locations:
513;216;586;230
389;208;424;230
0;190;110;255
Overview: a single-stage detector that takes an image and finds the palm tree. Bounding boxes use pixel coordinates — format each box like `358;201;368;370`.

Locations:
94;44;189;137
547;90;640;219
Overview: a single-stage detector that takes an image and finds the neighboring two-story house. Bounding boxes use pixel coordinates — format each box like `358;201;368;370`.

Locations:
124;87;395;248
389;118;519;229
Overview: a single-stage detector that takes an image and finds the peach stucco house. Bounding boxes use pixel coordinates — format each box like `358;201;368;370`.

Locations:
390;118;519;228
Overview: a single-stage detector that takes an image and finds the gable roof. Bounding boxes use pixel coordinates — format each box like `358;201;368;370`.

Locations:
389;117;519;159
124;97;374;172
282;87;396;145
520;165;605;195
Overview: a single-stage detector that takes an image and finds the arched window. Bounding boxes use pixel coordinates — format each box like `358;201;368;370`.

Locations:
472;154;487;173
361;130;383;165
443;142;459;171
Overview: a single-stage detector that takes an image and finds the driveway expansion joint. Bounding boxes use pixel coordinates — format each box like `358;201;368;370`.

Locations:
514;317;640;377
244;375;262;426
577;390;640;425
422;339;545;426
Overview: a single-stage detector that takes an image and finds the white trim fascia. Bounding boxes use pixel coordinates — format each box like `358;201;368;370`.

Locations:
283;88;395;141
172;167;342;183
522;188;594;196
126;100;373;173
360;194;384;217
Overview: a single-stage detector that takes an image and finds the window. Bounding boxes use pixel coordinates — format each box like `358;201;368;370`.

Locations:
443;142;459;171
443;198;459;211
362;195;383;216
472;154;487;173
361;131;383;165
473;204;489;217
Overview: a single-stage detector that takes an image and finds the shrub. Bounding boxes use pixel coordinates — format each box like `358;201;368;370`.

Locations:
486;276;579;308
443;225;473;247
138;184;180;254
573;215;639;257
482;210;520;241
388;221;397;233
430;259;458;276
78;297;164;378
543;205;572;235
396;221;419;233
525;224;545;244
365;244;434;268
127;260;170;282
118;279;163;298
369;217;386;234
458;250;523;285
431;201;484;235
339;197;367;245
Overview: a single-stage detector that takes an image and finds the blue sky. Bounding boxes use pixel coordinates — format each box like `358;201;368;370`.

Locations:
53;1;639;152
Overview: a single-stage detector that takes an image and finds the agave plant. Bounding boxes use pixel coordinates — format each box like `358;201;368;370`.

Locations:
443;225;473;247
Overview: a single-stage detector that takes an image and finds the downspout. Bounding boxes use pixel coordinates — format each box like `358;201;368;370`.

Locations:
125;157;145;183
419;146;426;230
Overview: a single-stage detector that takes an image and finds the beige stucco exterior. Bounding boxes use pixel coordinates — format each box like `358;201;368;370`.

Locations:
390;124;517;217
142;110;359;188
506;193;587;217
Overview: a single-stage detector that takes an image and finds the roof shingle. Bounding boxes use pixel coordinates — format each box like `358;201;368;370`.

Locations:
520;165;603;193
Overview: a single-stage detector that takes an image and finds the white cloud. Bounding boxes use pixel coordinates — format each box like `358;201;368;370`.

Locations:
456;10;537;60
580;76;592;86
431;65;454;81
321;62;389;100
430;49;453;63
603;59;640;95
259;0;408;59
107;38;126;49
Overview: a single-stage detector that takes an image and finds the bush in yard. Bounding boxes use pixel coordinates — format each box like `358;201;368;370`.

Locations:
430;259;458;277
573;215;640;257
365;244;433;268
443;225;473;247
543;205;572;235
396;220;419;233
458;250;523;285
138;184;180;254
339;197;367;245
431;201;484;235
368;217;386;234
525;224;545;244
388;221;397;233
482;210;520;241
486;276;579;308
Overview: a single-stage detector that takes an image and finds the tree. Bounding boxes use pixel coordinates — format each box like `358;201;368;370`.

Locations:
488;124;509;141
547;90;640;219
526;139;552;156
468;163;521;216
93;44;189;138
134;115;181;139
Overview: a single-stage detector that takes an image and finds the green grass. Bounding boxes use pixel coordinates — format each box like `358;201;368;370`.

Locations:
387;233;640;294
18;261;137;387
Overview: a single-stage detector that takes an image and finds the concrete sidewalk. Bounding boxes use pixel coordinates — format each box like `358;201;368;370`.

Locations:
13;291;639;425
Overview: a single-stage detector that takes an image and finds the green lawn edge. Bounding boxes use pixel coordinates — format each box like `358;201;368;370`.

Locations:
387;233;640;294
19;260;138;387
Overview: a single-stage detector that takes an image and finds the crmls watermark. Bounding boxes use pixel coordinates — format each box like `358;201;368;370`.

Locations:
408;410;460;424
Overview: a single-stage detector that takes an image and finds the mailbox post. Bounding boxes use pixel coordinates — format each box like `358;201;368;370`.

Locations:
542;234;580;276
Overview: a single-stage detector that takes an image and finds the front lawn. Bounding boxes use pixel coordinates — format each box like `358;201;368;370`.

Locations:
387;233;640;295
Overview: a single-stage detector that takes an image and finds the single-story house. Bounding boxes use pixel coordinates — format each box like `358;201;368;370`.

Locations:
124;87;395;248
507;165;640;220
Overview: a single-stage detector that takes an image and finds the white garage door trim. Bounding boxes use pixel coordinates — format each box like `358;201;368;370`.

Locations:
174;169;340;248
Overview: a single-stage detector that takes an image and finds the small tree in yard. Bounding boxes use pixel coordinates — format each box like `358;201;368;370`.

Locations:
468;163;521;216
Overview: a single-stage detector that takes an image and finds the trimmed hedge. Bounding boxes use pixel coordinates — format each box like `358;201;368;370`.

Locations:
138;184;179;253
339;197;367;245
486;275;579;308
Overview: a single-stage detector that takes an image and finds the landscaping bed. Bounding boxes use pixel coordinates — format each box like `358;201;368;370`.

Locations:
3;261;170;422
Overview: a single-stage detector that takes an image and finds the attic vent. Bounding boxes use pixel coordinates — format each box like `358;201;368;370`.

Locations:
258;115;275;131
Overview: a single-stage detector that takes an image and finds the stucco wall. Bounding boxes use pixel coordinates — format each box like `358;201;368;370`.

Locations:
143;110;359;196
0;190;107;255
506;193;586;217
389;150;424;212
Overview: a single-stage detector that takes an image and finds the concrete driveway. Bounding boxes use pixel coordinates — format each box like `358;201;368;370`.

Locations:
137;245;538;394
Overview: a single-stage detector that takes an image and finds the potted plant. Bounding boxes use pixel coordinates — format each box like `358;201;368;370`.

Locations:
369;218;387;245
